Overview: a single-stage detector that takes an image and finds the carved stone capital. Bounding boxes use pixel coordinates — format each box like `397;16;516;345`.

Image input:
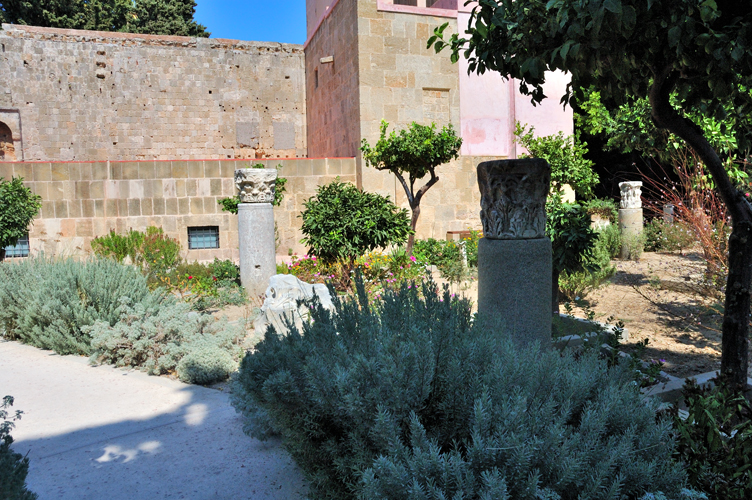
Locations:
477;159;551;240
235;168;277;204
619;181;643;209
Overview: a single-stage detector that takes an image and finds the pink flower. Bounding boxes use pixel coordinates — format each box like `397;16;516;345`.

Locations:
188;276;193;280
410;256;417;262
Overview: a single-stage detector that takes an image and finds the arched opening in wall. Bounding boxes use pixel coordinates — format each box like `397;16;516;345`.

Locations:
0;122;15;161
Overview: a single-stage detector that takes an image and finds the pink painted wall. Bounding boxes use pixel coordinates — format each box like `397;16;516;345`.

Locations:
456;11;573;157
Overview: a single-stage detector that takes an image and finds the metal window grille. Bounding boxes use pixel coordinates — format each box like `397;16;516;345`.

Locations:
5;234;30;258
188;226;219;250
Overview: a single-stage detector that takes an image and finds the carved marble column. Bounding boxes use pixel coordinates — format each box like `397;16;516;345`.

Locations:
618;181;643;259
476;158;552;347
236;168;277;297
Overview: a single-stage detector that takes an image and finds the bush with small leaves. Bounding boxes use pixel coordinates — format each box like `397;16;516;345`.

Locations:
232;279;697;500
299;179;411;284
0;257;162;355
87;298;244;384
177;346;238;385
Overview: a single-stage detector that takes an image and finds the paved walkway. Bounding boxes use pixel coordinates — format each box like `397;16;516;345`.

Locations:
1;340;308;500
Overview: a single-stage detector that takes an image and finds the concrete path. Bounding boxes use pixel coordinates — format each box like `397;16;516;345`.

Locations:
0;340;308;500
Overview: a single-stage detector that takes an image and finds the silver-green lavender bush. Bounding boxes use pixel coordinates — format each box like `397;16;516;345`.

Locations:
233;280;699;500
87;298;244;385
0;257;161;355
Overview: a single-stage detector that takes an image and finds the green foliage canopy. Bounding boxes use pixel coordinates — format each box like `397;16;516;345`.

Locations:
514;122;599;199
0;0;209;37
361;120;462;252
429;0;752;389
299;179;412;266
0;177;41;260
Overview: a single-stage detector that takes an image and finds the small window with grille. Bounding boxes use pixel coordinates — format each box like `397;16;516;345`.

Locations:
188;226;219;250
5;234;30;258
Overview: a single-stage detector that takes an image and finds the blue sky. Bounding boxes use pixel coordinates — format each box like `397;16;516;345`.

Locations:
194;1;307;45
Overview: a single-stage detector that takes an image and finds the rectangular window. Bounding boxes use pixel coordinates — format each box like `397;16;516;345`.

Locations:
188;226;219;250
5;234;30;258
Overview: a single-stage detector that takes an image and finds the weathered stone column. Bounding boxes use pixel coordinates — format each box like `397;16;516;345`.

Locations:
618;181;643;259
235;168;277;297
476;158;552;347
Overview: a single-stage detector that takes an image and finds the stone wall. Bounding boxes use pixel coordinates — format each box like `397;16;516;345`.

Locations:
0;25;307;162
0;158;356;261
305;0;362;159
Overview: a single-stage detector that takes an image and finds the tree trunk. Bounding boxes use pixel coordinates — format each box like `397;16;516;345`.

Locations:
406;204;420;255
552;268;560;315
650;67;752;390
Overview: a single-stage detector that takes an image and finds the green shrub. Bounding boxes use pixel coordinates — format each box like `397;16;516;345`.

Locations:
0;177;42;262
672;379;752;500
92;226;181;281
232;280;694;500
0;257;162;355
0;396;37;500
514;123;599;199
584;197;619;223
645;219;697;253
90;229;144;263
300;179;412;272
463;228;481;267
412;238;466;282
177;346;238;385
87;298;243;385
559;227;617;301
600;222;623;259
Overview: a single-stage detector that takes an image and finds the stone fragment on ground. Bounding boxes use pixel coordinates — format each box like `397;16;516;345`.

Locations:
253;274;334;336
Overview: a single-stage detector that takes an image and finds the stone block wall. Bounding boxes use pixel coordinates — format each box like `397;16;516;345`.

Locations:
0;158;356;262
305;0;362;159
0;25;307;162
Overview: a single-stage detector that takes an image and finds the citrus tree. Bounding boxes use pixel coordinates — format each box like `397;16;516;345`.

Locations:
361;120;462;254
0;177;41;262
430;0;752;389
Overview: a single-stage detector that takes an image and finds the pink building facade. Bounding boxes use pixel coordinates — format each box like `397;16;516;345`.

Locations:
305;0;573;240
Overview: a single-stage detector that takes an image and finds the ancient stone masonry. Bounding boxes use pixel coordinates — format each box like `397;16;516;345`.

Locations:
619;181;643;209
476;159;552;347
235;168;277;203
477;160;550;240
0;24;307;161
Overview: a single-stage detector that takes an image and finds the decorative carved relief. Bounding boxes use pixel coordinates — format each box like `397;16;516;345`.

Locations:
235;168;277;204
477;159;551;239
619;181;643;209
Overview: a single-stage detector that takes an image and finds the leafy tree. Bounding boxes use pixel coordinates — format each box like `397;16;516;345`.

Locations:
0;177;41;262
430;0;752;390
299;179;412;278
361;120;462;254
577;90;751;188
514;122;599;199
0;0;209;37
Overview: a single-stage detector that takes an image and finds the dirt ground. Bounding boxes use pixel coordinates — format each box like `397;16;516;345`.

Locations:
214;251;750;380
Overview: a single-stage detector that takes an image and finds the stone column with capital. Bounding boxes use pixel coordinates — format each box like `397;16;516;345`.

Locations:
235;168;278;297
618;181;644;259
476;158;552;347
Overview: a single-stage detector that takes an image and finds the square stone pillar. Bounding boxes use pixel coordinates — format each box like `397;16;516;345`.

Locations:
476;158;552;347
235;168;278;297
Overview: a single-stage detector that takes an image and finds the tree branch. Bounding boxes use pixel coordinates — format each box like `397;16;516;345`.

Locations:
412;169;439;209
394;172;414;206
649;66;751;223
